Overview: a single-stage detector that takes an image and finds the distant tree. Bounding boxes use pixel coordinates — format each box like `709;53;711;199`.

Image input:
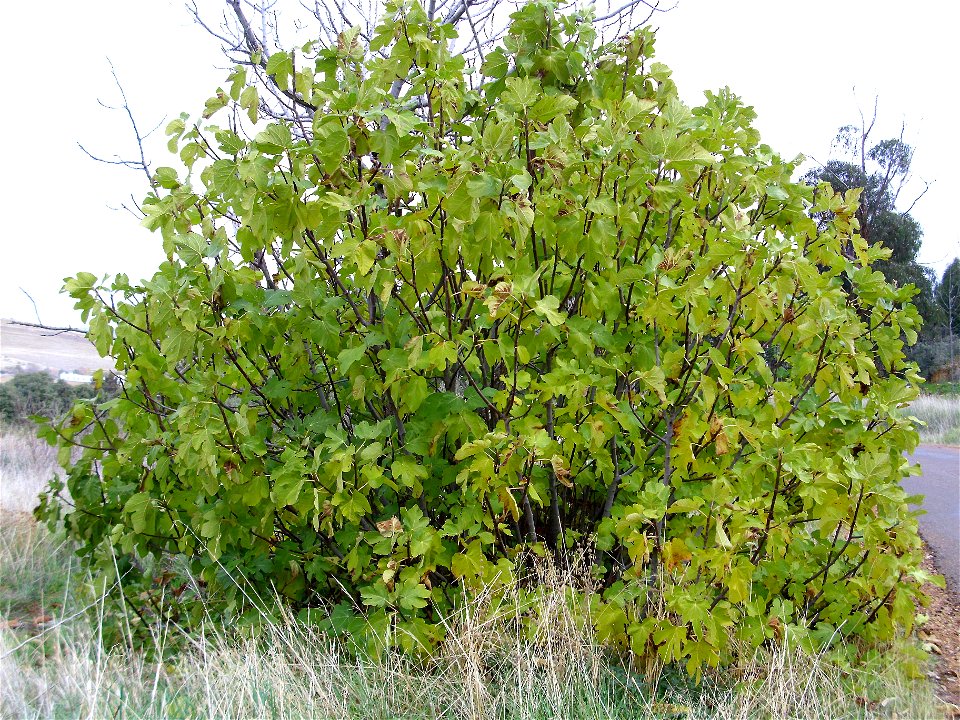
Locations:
0;373;97;428
935;259;960;337
923;259;960;379
803;109;936;322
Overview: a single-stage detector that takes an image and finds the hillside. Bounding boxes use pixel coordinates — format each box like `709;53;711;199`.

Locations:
0;319;113;380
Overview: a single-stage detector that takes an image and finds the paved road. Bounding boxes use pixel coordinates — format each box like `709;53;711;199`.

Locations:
904;445;960;590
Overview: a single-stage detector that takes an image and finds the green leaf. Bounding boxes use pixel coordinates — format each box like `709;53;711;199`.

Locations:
154;167;180;189
451;540;487;580
586;196;616;217
337;345;367;373
529;93;578;122
533;295;566;326
124;493;152;534
356;240;378;275
402;375;429;414
240;85;259;123
265;51;294;89
273;457;306;507
502;77;540;108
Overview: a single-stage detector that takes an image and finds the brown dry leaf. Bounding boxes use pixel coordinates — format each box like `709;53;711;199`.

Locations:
710;415;729;455
376;516;403;537
1;618;22;630
767;616;784;638
550;455;573;488
31;614;53;625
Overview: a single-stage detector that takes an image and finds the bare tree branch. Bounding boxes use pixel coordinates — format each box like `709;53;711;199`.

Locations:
12;290;86;335
9;320;87;336
20;288;44;326
77;60;157;186
594;0;668;26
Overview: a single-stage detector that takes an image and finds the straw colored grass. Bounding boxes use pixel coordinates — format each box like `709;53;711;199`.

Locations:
910;394;960;445
0;429;61;514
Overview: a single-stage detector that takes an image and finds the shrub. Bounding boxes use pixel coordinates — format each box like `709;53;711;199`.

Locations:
0;372;97;428
39;0;929;671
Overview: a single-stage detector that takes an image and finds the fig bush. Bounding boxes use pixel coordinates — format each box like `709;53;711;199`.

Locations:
39;0;930;671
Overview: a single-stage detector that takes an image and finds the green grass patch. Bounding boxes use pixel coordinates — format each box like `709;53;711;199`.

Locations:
923;381;960;396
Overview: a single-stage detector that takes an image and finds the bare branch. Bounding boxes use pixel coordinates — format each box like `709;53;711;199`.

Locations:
19;288;44;326
462;0;486;67
10;319;87;336
901;178;932;216
594;0;669;25
77;60;156;186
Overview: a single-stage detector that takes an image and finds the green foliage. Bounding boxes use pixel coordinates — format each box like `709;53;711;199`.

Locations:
39;0;928;672
907;259;960;380
0;372;99;428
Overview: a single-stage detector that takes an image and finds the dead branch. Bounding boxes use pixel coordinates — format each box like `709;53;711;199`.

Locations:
77;60;158;186
9;320;87;336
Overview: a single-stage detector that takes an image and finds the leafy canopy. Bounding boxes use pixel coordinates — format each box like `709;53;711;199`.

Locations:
40;0;929;673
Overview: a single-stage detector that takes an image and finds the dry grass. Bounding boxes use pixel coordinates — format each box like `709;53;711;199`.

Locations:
0;517;946;720
0;429;61;514
910;394;960;445
0;430;949;719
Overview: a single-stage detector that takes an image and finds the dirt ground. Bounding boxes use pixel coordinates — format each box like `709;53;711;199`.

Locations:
920;548;960;715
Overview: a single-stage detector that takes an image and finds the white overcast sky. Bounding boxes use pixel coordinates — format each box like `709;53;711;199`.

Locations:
2;0;957;327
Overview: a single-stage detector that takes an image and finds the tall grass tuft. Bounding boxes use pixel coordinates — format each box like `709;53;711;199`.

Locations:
910;394;960;445
0;429;60;514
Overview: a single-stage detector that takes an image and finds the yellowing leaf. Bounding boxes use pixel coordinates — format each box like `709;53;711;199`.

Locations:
498;486;520;522
662;537;692;572
638;367;667;403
